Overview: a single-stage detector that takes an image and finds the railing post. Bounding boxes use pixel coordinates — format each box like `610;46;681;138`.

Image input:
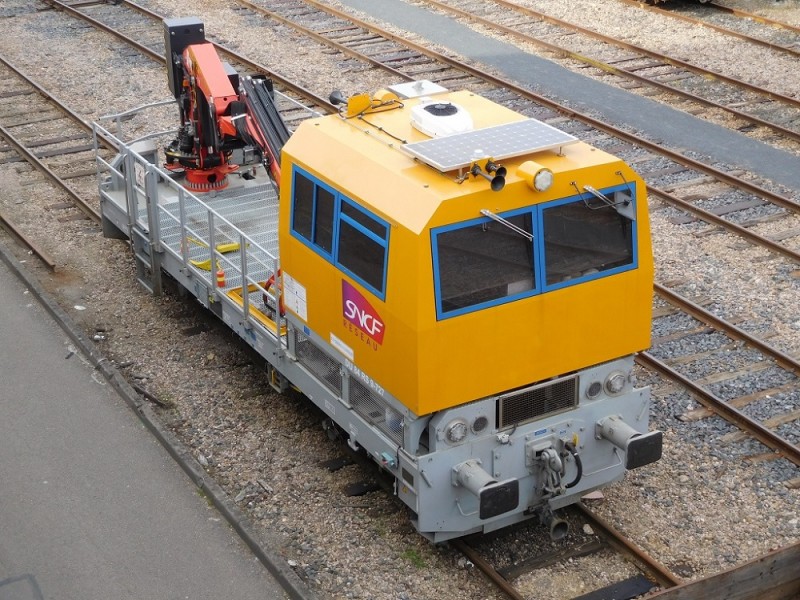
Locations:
123;150;138;234
178;187;188;267
144;164;163;295
207;210;218;294
239;232;249;321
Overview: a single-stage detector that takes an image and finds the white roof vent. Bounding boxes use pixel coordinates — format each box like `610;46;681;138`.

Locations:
410;99;473;138
388;80;448;99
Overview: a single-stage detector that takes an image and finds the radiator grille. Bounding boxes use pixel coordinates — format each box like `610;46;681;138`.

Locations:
497;376;578;429
350;379;403;445
294;330;342;395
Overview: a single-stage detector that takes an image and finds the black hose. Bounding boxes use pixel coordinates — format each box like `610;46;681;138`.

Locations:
564;442;583;489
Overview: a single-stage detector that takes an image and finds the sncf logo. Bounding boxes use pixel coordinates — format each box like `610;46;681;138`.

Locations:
342;280;385;345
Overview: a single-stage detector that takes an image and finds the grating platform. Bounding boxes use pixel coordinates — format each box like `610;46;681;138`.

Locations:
139;177;280;294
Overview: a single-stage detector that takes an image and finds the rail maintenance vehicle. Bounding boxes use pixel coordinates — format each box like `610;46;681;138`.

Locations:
94;17;663;542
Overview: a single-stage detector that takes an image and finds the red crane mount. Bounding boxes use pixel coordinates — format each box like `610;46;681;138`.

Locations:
162;17;288;191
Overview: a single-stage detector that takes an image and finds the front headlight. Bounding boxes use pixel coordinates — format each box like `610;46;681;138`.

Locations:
605;371;626;395
445;419;468;444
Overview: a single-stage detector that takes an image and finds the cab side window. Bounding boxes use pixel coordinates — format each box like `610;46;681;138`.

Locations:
291;167;389;299
291;170;334;258
338;200;388;295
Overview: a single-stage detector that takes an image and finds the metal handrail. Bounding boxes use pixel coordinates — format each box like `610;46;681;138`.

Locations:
93;119;286;343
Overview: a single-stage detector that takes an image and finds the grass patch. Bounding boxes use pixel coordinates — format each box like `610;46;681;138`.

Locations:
401;548;426;569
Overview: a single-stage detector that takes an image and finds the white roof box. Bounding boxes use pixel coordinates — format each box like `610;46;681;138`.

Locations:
410;98;474;138
387;80;448;99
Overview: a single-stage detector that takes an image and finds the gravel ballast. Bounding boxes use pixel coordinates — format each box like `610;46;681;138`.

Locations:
1;1;798;599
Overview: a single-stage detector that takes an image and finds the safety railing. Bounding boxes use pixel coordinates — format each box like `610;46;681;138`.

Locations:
92;113;286;350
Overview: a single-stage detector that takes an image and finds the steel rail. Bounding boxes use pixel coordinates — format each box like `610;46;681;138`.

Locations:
40;0;163;62
648;186;800;265
449;539;528;600
626;0;800;57
0;53;118;151
296;0;800;216
0;211;57;271
654;282;800;376
708;1;800;35
0;122;101;222
636;351;800;466
490;0;800;107
576;503;682;588
420;0;800;143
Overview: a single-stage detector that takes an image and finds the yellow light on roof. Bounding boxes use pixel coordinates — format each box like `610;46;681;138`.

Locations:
517;160;554;192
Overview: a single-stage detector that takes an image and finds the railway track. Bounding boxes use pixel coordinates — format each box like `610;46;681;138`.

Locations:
425;0;800;145
648;284;800;476
0;54;106;223
0;53;109;267
453;502;681;600
636;0;800;53
0;3;796;596
26;0;800;492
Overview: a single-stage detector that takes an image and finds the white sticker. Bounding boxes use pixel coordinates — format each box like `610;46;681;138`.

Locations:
134;162;146;189
324;399;336;416
330;333;354;362
282;272;307;321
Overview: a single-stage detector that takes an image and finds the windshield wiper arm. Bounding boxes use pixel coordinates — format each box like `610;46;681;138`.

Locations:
480;209;533;241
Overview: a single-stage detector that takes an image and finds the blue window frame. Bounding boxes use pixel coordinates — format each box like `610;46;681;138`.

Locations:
432;208;538;319
291;167;389;299
432;184;637;319
539;186;637;291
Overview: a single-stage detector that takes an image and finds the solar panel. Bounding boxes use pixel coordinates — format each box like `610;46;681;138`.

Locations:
402;118;578;172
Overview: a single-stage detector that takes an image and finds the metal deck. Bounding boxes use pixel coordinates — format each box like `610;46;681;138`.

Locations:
93;124;284;341
154;181;280;292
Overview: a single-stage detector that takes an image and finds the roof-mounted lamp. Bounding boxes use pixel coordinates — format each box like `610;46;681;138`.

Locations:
517;160;554;192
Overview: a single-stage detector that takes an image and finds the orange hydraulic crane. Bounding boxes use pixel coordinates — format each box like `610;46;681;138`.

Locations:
163;17;288;191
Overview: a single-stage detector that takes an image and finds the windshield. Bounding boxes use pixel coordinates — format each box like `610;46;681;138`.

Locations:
431;186;636;319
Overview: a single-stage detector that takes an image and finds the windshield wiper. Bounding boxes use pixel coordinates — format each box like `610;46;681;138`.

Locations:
480;209;533;241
